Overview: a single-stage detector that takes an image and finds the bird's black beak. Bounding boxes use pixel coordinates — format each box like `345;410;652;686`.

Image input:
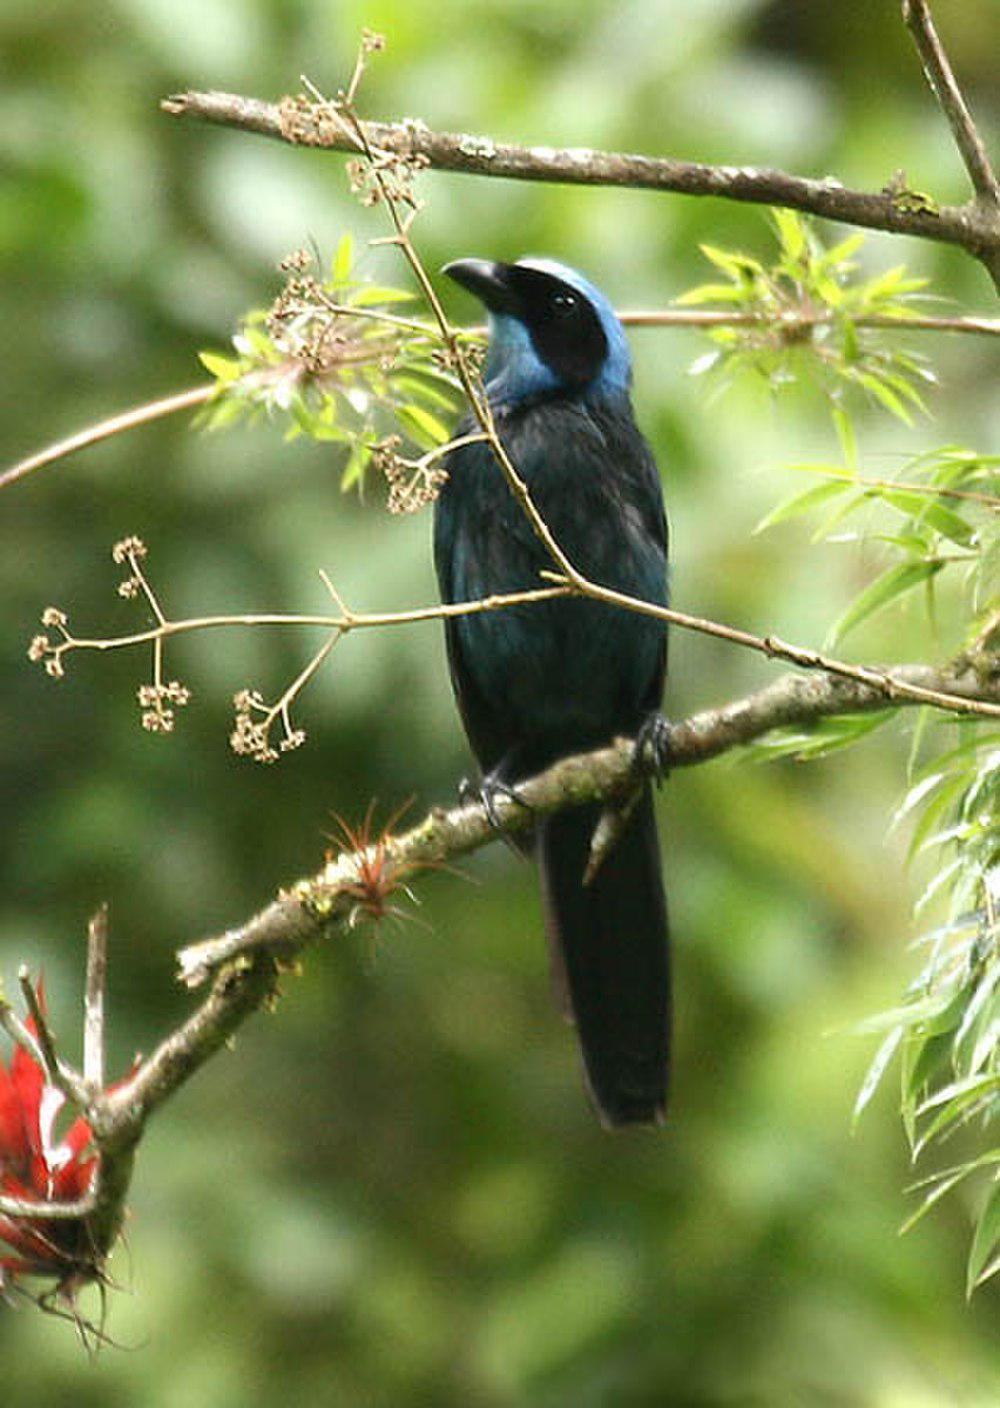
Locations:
442;258;518;315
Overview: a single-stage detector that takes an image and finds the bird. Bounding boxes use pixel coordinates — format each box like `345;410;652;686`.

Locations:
433;256;671;1127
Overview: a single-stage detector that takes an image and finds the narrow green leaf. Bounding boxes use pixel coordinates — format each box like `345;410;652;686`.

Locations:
855;988;961;1036
391;374;459;413
917;1071;1000;1117
771;208;807;262
699;244;763;282
826;559;943;647
967;1178;1000;1296
396;402;450;448
753;479;847;534
906;775;969;861
901;1167;972;1235
831;406;857;472
816;231;866;273
340;439;370;493
350;284;418;307
198;351;241;382
330;232;354;284
846;368;914;425
854;1026;904;1123
674;283;750;306
879;491;975;547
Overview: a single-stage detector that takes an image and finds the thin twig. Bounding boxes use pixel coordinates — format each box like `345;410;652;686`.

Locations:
4;309;998;496
40;584;572;654
0;385;214;493
794;464;1000;508
18;969;63;1087
902;0;1000;206
620;309;1000;338
0;997;51;1080
37;563;1000;721
13;968;90;1108
578;578;1000;718
0;1192;96;1222
84;908;108;1092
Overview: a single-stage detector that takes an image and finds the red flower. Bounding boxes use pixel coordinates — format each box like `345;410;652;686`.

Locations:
0;982;98;1290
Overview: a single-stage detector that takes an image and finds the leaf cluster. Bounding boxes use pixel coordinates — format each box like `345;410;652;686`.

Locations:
197;235;463;494
854;723;1000;1294
760;436;1000;648
682;208;935;419
691;216;1000;1286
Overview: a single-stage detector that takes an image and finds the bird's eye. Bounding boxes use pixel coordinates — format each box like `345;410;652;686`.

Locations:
551;291;578;317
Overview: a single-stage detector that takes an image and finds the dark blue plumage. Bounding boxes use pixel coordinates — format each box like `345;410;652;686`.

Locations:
434;257;670;1126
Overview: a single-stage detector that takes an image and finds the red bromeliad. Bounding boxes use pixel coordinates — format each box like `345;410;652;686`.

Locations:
0;983;99;1293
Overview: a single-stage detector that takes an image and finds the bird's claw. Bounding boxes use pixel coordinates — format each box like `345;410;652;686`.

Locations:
459;774;532;833
634;712;673;784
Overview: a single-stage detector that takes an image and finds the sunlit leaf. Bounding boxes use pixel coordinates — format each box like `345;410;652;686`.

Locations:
854;1025;904;1124
826;559;943;646
967;1178;1000;1296
753;479;848;534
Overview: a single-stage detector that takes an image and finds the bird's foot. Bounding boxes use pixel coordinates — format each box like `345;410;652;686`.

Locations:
458;774;532;833
634;712;673;785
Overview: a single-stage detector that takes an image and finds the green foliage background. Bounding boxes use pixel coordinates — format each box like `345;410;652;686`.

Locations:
2;1;1000;1402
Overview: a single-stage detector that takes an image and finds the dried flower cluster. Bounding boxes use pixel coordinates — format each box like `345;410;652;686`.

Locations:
231;688;306;764
28;607;70;679
373;436;449;514
266;258;401;384
138;680;191;734
345;146;430;211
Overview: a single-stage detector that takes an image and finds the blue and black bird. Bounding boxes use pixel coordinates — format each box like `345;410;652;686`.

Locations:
434;257;671;1127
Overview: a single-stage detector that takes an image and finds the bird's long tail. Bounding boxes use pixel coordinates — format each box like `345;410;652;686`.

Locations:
538;787;670;1127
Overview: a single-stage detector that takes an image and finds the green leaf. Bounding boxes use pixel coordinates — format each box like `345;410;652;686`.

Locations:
826;559;944;646
816;231;866;273
906;774;969;861
198;350;241;382
395;403;450;448
831;406;857;473
854;1025;904;1123
771;207;807;263
842;368;915;425
900;1155;1000;1235
330;232;354;285
753;479;848;534
698;244;763;283
855;987;962;1037
968;1178;1000;1296
391;374;458;414
751;711;893;763
879;491;975;547
350;284;418;307
340;439;370;493
674;282;750;306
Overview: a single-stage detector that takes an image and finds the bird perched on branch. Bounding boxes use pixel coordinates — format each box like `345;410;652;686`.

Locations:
434;257;671;1127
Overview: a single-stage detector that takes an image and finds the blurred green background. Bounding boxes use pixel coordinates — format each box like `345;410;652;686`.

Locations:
3;1;1000;1403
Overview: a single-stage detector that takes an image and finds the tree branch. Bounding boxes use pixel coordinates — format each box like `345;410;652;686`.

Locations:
176;655;1000;984
902;0;1000;207
160;89;1000;287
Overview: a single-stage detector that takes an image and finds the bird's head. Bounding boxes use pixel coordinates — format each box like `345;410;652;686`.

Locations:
442;257;632;405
